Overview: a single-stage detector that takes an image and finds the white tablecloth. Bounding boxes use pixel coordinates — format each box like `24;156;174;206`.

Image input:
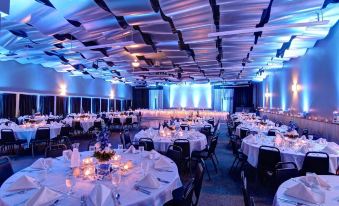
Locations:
273;175;339;206
235;122;288;136
241;135;339;174
0;151;181;206
0;124;62;144
63;118;99;132
109;115;138;124
134;129;207;154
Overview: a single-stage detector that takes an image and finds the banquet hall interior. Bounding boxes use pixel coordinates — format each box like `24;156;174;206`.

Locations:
0;0;338;206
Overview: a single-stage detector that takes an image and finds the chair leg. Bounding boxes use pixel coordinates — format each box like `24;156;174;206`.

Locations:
31;143;34;157
229;158;238;174
214;153;219;165
204;162;211;180
211;157;218;173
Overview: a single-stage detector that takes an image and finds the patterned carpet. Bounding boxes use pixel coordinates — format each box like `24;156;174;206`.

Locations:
6;118;275;206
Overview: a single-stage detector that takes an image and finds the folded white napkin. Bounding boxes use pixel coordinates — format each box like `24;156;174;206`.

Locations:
154;157;172;170
7;175;39;191
299;145;309;154
62;150;73;160
30;158;53;170
149;150;161;160
300;173;331;190
245;134;257;144
136;173;160;189
284;183;325;204
124;145;137;154
89;184;112;206
322;142;339;155
300;135;307;140
316;138;327;144
25;186;62;206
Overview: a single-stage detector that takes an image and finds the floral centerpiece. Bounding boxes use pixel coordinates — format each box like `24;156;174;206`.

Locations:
285;121;299;138
93;128;115;162
260;115;268;125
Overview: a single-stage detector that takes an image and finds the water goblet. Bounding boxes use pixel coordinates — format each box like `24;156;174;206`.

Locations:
111;172;121;192
140;160;149;177
65;175;75;195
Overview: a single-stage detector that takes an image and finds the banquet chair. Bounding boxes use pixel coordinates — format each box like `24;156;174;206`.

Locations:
267;129;279;136
241;170;251;206
229;138;247;174
257;146;281;183
274;162;299;186
180;124;189;131
112;118;122;130
30;127;51;157
0;156;14;187
301;129;309;137
53;124;71;148
45;144;67;158
212;120;220;136
72;120;84;135
124;117;133;129
163;179;195;206
166;145;183;171
239;128;250;139
192;160;205;206
93;120;102;131
120;129;136;149
207;119;214;126
275;121;283;127
0;129;27;154
87;139;97;151
138;138;154;151
174;139;191;175
300;152;330;175
200;125;212;137
192;137;218;180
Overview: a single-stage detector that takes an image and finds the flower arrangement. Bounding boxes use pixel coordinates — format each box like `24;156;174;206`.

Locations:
262;115;268;122
287;121;298;132
93;128;115;162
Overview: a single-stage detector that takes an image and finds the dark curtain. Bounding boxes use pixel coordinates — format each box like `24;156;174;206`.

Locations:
109;99;115;111
133;88;149;109
126;100;132;110
39;96;54;115
82;98;91;113
101;99;108;112
0;93;16;118
116;100;121;112
233;85;254;113
92;98;100;114
19;94;37;116
70;97;81;113
121;100;126;111
56;96;68;115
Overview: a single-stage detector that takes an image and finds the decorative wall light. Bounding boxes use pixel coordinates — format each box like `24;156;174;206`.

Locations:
264;92;272;98
110;90;115;99
59;84;67;96
291;83;301;93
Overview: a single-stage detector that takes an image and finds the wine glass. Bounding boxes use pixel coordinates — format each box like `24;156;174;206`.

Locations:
139;146;144;155
111;172;121;192
65;175;75;195
141;160;149;177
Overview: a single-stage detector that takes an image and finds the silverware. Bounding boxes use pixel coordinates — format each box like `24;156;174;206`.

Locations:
134;185;151;195
157;177;170;184
51;199;59;206
154;169;173;172
80;195;87;206
278;197;319;206
3;190;26;197
115;193;121;205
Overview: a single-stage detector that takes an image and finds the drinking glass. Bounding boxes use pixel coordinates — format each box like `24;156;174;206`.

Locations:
139;146;144;154
111;172;121;192
141;160;149;177
65;175;75;195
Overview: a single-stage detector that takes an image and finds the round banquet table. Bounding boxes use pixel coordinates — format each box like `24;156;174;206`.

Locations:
0;124;62;144
273;175;339;206
241;135;339;174
235;123;288;136
174;121;212;131
62;118;98;132
134;129;208;154
0;151;181;206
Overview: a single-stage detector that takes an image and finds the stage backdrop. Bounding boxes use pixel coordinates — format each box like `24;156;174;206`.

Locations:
169;84;212;109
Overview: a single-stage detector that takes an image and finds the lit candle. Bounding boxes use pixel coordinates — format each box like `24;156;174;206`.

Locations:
73;167;81;177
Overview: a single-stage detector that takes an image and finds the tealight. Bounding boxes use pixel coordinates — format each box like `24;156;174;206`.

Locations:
82;157;93;165
73;167;81;178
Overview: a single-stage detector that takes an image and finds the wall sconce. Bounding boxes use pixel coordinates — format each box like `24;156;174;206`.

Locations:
110;90;115;99
60;84;67;96
291;83;301;93
131;59;140;67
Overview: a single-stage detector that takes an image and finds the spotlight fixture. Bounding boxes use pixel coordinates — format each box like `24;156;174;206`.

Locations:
131;59;140;67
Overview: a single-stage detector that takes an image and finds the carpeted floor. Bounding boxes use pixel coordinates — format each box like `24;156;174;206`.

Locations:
5;118;276;206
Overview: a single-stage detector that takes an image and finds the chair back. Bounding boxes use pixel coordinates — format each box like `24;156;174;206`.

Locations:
180;124;189;131
0;156;14;187
94;121;102;129
45;144;67;158
182;179;195;206
166;145;182;167
275;162;299;186
120;130;132;149
139;138;154;151
72;121;82;130
230;138;240;158
35;127;51;141
125;117;132;125
1;129;16;142
302;129;309;137
59;125;71;137
240;127;250;139
267;129;278;136
113;118;121;125
207;119;214;126
207;137;218;156
174;139;190;159
257;146;281;173
301;152;329;175
193;160;205;206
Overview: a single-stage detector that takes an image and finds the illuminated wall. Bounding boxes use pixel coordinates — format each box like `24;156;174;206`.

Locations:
0;60;132;99
260;22;339;119
169;84;212;109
